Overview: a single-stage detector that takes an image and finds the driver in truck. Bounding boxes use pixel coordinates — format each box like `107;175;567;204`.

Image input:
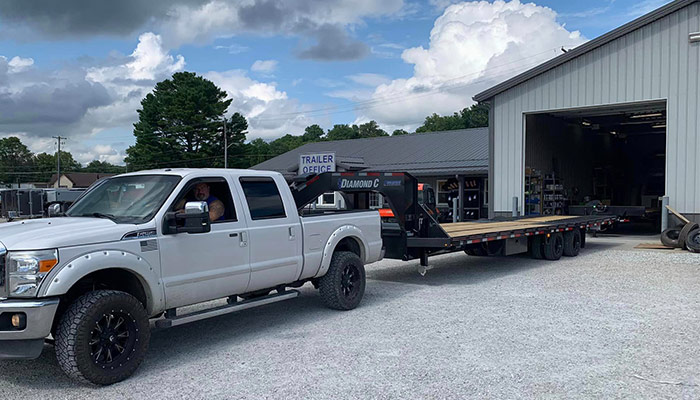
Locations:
176;182;225;221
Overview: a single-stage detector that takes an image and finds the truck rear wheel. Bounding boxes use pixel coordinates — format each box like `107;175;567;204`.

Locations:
55;290;150;386
318;251;365;311
543;233;564;260
563;229;581;257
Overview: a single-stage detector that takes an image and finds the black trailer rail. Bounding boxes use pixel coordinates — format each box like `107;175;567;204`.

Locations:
291;171;623;267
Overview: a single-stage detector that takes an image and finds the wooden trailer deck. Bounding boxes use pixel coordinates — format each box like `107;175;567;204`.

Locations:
439;215;617;242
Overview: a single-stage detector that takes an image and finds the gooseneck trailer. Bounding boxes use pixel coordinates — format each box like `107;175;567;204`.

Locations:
292;171;620;268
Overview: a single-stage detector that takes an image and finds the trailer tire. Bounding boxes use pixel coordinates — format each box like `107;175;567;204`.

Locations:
563;229;581;257
529;236;544;259
685;228;700;253
678;222;699;249
318;251;365;311
55;290;150;386
660;225;683;248
543;233;564;260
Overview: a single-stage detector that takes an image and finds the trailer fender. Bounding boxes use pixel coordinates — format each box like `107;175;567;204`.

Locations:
38;250;164;315
315;225;369;278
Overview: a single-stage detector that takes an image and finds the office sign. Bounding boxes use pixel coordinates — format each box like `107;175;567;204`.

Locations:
299;152;336;174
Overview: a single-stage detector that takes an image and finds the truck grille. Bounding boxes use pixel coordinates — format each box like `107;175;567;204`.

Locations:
0;252;5;297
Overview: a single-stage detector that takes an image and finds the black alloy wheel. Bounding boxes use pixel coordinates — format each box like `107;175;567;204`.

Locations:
340;264;361;300
90;311;138;366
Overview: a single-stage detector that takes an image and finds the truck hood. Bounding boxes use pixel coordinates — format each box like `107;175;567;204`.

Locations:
0;217;144;250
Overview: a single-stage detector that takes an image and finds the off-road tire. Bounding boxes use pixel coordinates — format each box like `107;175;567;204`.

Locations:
318;251;365;310
679;222;699;249
55;290;150;386
563;229;582;257
543;232;564;260
685;228;700;253
530;236;544;259
660;225;683;248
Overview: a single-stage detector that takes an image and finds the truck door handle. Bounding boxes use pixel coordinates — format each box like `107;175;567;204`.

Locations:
229;233;238;237
240;231;248;247
288;227;295;240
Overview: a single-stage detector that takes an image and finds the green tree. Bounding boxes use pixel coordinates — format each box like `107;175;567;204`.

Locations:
392;129;410;136
125;71;244;170
302;124;324;142
0;137;34;183
415;103;489;133
82;160;126;174
356;121;388;138
326;124;358;141
34;152;82;182
245;138;272;167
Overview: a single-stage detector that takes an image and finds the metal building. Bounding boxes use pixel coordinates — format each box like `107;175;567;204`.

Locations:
474;0;700;225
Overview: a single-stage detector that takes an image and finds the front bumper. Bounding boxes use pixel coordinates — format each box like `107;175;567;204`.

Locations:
0;298;59;359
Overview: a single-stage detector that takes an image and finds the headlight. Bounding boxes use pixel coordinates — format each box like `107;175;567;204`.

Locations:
8;249;58;297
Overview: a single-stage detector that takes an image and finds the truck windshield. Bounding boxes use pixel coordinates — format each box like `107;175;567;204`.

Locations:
66;175;181;223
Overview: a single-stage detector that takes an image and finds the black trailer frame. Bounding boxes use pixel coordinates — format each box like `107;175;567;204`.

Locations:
291;171;620;267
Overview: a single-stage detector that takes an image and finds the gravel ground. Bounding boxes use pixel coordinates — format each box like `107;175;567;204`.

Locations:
0;235;698;399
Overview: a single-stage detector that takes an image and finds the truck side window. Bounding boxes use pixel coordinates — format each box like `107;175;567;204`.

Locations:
171;178;237;223
239;177;287;220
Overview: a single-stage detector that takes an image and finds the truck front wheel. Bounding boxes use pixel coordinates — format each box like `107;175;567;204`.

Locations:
318;251;366;311
55;290;150;385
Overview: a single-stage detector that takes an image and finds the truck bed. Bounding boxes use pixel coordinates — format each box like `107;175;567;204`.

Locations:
439;215;618;244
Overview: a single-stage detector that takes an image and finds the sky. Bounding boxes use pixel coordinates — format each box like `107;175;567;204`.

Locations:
0;0;672;165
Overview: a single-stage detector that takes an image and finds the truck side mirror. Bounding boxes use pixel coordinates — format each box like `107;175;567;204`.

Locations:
163;201;211;234
48;203;63;217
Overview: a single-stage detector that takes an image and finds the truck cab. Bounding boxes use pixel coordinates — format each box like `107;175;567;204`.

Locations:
0;168;383;385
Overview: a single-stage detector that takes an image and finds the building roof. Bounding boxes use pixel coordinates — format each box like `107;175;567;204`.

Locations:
49;172;117;188
252;128;489;178
473;0;698;102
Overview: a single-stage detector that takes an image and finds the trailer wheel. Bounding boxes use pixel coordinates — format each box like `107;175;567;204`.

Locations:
55;290;150;386
678;222;699;249
529;236;544;259
660;225;683;248
318;251;365;311
543;233;564;260
563;229;581;257
685;228;700;253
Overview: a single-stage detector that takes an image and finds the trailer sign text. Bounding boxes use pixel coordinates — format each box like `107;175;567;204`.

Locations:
300;152;336;174
338;178;380;189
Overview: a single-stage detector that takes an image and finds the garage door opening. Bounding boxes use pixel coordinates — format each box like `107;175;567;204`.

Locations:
524;101;666;231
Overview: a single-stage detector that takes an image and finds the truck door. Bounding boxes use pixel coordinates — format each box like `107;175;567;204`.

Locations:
159;176;250;309
236;176;303;291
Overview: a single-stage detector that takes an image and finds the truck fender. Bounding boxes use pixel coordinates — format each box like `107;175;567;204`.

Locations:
39;250;164;315
315;225;369;278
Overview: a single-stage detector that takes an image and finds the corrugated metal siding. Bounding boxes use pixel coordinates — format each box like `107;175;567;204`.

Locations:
491;2;700;214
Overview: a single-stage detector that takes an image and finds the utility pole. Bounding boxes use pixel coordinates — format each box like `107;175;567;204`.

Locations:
52;136;65;188
223;118;228;169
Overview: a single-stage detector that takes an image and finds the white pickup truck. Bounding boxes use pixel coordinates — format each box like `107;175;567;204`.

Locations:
0;168;383;385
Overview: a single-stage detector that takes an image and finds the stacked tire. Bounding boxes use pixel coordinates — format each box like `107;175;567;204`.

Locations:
661;222;700;253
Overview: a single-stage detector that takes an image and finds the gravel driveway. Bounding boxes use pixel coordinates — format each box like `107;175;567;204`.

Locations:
1;235;698;399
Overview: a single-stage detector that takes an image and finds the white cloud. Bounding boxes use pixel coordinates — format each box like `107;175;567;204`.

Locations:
7;56;34;72
358;0;587;130
205;69;327;140
347;73;391;87
250;60;278;74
